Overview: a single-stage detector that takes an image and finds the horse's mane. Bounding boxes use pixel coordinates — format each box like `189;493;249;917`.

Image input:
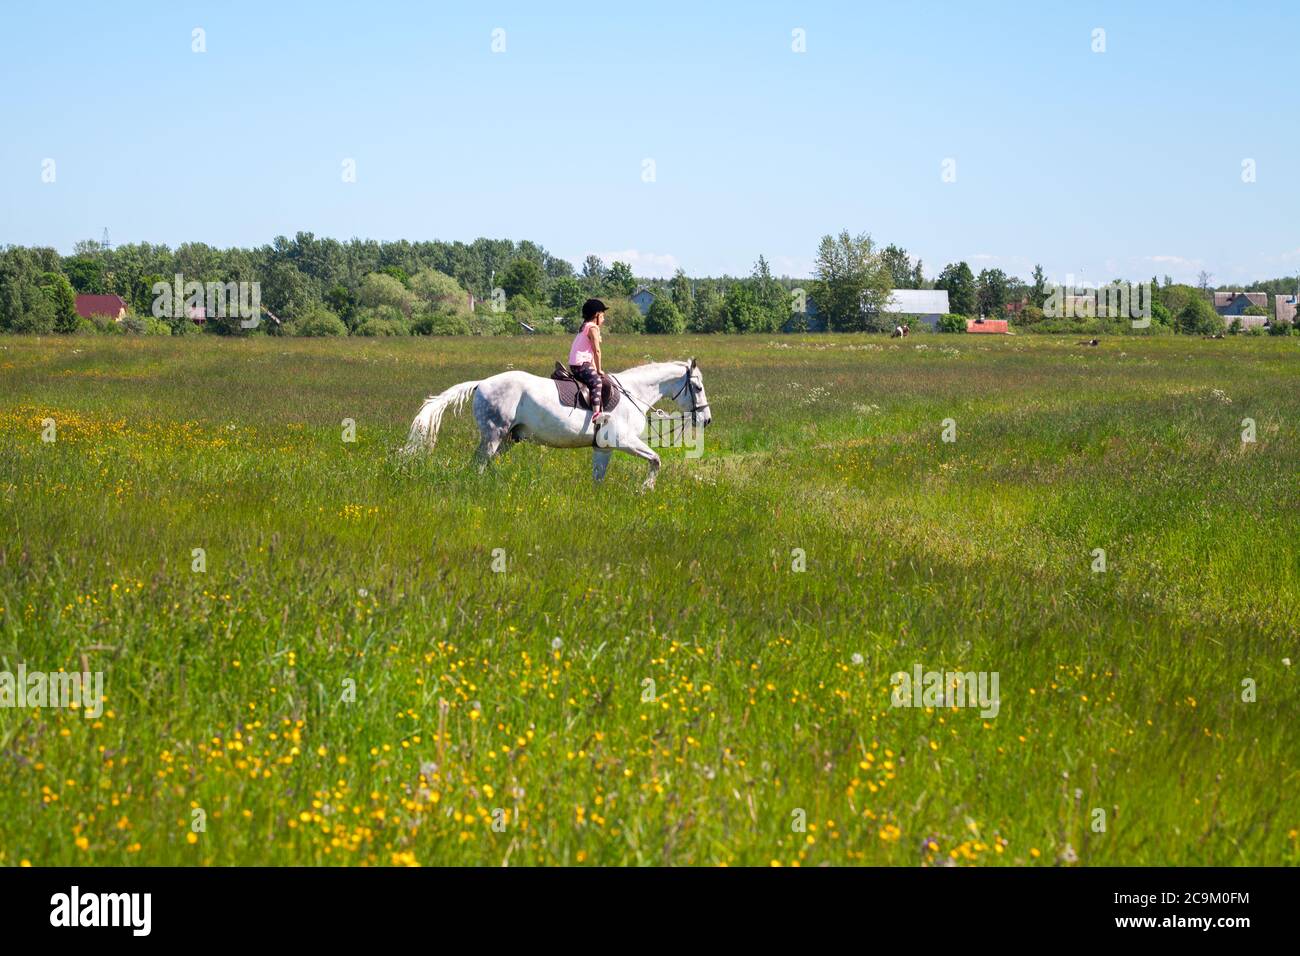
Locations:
615;360;690;378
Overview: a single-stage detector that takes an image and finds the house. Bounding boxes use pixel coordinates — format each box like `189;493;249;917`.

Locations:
795;295;827;332
880;289;950;329
967;317;1009;334
74;294;128;321
630;286;656;316
1004;298;1028;316
1213;292;1268;317
1275;294;1297;328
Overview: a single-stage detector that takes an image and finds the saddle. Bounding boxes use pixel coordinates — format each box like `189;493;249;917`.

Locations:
550;362;621;413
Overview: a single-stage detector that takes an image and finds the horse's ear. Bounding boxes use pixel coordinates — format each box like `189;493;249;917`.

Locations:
689;356;697;369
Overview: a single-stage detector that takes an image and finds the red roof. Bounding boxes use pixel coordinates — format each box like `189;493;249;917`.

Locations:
75;294;128;319
967;318;1009;334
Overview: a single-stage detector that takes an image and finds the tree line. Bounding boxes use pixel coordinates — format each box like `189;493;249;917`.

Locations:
1;231;1294;337
807;231;1297;336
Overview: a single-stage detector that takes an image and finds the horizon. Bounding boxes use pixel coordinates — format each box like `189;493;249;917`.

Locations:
3;1;1298;287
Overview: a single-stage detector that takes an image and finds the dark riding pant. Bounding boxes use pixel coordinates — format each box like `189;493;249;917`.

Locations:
569;363;603;416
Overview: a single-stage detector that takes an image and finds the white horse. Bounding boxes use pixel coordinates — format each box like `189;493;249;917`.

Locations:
403;359;712;490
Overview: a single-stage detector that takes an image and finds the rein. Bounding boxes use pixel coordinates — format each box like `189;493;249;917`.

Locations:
611;364;709;426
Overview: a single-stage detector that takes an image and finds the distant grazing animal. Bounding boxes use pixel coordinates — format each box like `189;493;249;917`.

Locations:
402;360;711;491
1078;338;1099;346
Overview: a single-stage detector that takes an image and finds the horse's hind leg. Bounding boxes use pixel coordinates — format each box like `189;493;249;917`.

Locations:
474;433;504;472
473;400;512;473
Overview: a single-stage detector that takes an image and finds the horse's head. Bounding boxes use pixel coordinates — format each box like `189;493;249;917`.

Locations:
670;358;712;427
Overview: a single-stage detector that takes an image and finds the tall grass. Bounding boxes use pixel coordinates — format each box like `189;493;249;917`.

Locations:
0;333;1296;865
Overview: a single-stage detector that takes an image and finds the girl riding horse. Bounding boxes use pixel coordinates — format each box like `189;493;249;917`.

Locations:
569;298;609;425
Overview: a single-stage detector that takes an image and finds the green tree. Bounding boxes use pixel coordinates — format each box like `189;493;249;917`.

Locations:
1018;304;1045;325
669;269;693;313
809;231;891;332
63;256;105;294
358;272;419;318
581;255;606;292
354;305;409;336
976;268;1011;317
719;282;769;333
137;273;167;317
500;258;544;302
936;262;977;316
378;265;410;287
0;248;57;332
293;306;348;337
325;283;357;326
550;275;583;312
506;295;541;327
1030;264;1049;308
690;285;722;332
881;244;914;289
1176;297;1223;335
40;272;79;332
603;298;644;333
263;261;314;321
606;261;636;296
1160;284;1203;320
645;296;686;334
750;255;787;328
410;269;471;315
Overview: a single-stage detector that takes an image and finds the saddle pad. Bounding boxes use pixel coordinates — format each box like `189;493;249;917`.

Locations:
551;373;620;413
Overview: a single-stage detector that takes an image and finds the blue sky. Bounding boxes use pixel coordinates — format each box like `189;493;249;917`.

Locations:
2;1;1297;285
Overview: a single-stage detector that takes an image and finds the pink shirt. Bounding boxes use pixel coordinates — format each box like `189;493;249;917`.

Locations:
568;323;596;366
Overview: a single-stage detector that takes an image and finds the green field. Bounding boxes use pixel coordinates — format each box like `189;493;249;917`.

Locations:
1;333;1296;866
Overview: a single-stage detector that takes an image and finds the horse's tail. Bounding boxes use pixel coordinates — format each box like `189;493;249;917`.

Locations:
402;380;479;455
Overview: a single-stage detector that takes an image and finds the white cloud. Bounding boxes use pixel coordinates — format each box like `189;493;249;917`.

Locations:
580;249;682;279
1138;255;1206;283
770;255;813;278
959;252;1034;273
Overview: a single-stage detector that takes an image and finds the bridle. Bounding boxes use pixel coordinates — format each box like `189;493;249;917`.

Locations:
670;365;710;425
612;363;710;426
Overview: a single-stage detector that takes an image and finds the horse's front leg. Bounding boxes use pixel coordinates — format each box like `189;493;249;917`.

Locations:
613;434;661;491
